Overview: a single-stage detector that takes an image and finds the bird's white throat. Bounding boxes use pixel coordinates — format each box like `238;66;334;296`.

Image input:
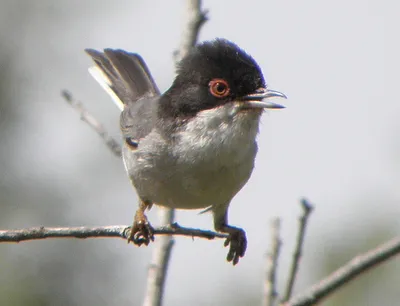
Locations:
174;102;262;161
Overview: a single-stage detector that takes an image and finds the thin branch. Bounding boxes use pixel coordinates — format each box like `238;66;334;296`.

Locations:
0;224;227;243
174;0;208;63
143;2;208;306
263;218;282;306
285;236;400;306
61;90;122;157
282;199;314;302
144;208;176;306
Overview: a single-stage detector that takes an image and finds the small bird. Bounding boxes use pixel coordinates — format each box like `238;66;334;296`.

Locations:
85;39;285;265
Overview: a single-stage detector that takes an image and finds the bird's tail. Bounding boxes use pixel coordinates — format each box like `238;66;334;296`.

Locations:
85;49;160;111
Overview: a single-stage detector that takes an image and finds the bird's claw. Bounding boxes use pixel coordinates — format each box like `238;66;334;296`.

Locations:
224;229;247;265
128;220;155;246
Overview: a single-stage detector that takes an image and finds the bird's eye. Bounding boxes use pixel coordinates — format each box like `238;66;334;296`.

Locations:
125;137;138;149
209;79;230;98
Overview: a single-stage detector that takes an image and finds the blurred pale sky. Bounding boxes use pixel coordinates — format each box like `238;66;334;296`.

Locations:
0;1;399;305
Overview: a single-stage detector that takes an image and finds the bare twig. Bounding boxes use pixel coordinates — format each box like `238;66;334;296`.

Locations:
144;208;176;306
282;199;314;302
285;236;400;306
61;90;122;157
143;3;208;305
263;218;282;306
174;0;208;63
0;224;227;243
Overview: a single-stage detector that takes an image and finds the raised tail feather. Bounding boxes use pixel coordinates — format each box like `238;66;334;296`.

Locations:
85;49;160;111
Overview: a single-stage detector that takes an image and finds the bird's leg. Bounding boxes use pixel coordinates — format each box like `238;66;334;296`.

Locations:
127;199;155;246
213;205;247;265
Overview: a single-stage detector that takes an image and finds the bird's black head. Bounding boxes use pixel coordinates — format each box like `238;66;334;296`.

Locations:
160;39;270;119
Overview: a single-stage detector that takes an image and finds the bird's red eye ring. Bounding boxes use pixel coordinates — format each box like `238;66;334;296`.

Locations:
209;79;230;98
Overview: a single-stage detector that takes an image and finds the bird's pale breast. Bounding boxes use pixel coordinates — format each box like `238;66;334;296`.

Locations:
124;103;262;209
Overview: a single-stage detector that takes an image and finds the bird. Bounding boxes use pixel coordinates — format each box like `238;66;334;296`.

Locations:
85;38;286;265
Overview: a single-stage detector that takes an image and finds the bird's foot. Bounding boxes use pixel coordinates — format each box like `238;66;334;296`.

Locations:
224;227;247;265
128;219;155;246
128;201;154;246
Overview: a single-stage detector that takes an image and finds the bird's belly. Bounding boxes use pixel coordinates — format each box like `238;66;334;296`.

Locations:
128;145;256;209
124;106;261;209
126;140;257;210
161;159;253;209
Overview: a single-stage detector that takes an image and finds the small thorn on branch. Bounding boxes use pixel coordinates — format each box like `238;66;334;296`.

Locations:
300;198;314;215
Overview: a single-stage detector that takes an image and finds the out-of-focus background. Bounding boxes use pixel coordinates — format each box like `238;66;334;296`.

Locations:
0;1;399;305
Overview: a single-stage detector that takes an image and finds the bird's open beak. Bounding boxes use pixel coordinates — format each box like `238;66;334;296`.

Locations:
241;88;287;109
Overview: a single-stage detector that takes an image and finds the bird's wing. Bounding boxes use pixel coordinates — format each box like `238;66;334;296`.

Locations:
120;95;159;141
85;48;160;142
